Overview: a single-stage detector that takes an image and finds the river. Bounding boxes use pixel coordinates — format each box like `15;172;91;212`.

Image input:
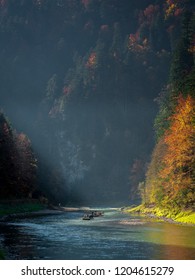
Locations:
0;208;195;259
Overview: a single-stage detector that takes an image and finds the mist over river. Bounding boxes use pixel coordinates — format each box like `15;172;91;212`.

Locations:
0;209;195;260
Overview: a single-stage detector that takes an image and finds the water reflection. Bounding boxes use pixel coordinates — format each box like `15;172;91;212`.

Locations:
0;210;195;260
145;222;195;259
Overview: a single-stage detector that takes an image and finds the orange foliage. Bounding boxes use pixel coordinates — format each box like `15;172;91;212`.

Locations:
86;52;97;69
160;95;195;197
145;137;167;204
165;0;183;18
128;33;148;53
144;5;159;24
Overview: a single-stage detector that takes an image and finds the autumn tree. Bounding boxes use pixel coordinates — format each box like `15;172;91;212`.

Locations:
145;94;195;209
145;137;167;206
160;94;195;207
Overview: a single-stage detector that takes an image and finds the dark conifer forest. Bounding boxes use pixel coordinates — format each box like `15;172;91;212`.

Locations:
0;0;194;209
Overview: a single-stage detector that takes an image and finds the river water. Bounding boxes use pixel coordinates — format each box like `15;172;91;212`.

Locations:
0;208;195;259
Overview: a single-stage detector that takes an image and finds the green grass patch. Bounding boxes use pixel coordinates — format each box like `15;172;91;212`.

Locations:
124;204;195;225
0;201;46;216
175;211;195;224
124;204;143;213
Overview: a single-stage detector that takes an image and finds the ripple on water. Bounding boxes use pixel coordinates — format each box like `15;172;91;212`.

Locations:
1;209;195;259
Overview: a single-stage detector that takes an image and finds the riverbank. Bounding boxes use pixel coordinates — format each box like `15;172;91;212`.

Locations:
0;200;63;222
0;199;47;214
123;205;195;226
0;202;93;222
0;209;67;222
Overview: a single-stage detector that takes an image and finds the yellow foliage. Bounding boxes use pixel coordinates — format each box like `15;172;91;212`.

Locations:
145;94;195;208
165;0;180;18
145;137;167;204
125;205;195;225
160;95;195;200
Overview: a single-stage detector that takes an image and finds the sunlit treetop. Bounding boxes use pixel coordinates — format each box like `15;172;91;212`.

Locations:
86;52;97;69
160;94;195;181
165;0;183;18
127;33;149;53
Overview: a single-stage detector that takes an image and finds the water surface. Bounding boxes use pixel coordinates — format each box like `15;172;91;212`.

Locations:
0;209;195;259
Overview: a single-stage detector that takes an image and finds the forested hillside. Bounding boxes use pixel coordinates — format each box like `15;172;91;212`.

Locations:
0;111;37;198
144;1;195;211
0;0;194;207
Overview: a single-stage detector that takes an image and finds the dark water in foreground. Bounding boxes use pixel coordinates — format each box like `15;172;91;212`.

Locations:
0;209;195;260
